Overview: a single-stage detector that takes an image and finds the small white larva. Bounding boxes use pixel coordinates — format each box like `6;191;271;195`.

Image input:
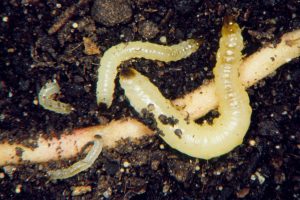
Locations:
96;39;201;107
48;136;103;180
38;80;73;114
120;19;252;159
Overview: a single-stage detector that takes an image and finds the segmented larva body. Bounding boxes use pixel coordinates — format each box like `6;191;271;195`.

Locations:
120;20;252;159
48;136;103;180
97;39;200;107
38;80;73;114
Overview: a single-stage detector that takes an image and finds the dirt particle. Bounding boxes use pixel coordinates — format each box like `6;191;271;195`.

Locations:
15;147;24;158
158;114;168;124
71;22;78;29
174;129;182;138
103;188;112;198
274;171;286;184
248;139;256;146
158;114;179;126
103;160;119;175
163;181;171;194
15;184;22;194
151;160;160;170
258;120;279;136
236;187;250;198
71;185;92;196
131;150;149;166
2;16;9;22
271;158;283;170
255;171;266;184
216;185;223;191
168;160;193;183
3;166;16;178
173;0;198;14
159;144;165;149
160;36;167;43
91;0;132;26
83;37;100;55
138;20;159;39
147;103;155;111
123;160;131;168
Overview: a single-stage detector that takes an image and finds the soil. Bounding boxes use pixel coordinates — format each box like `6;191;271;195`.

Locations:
0;0;299;199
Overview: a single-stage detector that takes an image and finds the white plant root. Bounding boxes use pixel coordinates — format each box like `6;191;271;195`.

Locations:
0;29;299;166
0;119;152;166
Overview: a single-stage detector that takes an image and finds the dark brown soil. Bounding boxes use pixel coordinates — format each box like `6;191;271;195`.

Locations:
0;0;299;199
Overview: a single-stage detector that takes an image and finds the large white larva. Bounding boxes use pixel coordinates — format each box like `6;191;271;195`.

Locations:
96;39;201;107
120;19;252;159
48;136;103;180
38;80;73;114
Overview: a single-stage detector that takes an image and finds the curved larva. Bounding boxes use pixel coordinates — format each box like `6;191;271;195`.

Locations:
38;80;73;114
97;39;201;107
120;21;252;159
48;136;103;180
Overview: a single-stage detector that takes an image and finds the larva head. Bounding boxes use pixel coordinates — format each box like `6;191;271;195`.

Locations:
120;67;136;80
187;38;203;51
222;16;240;36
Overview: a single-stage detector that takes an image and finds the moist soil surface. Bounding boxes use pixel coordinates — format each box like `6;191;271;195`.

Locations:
0;0;300;199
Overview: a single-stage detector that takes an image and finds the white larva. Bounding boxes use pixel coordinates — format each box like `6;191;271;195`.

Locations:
48;136;103;180
38;80;73;114
96;39;201;107
120;20;252;159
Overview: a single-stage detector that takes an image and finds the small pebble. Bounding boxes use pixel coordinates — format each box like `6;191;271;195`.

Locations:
174;0;197;14
160;36;167;44
123;161;130;168
71;185;92;196
138;20;159;39
103;187;112;198
7;48;15;53
15;184;22;194
249;139;256;146
236;187;250;198
3;166;16;178
250;174;256;181
274;171;286;184
83;37;100;55
91;0;132;26
151;160;160;170
255;171;265;184
72;22;78;29
2;16;8;22
33;99;39;105
162;182;170;194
